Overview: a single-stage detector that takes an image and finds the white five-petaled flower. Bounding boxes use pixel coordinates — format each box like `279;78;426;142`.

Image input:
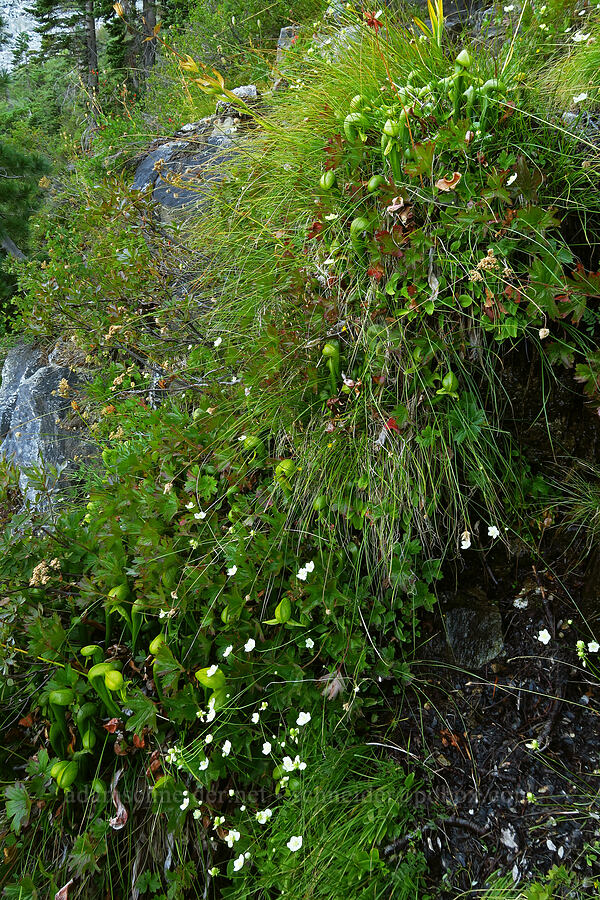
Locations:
296;711;311;726
251;712;260;724
573;92;589;103
588;641;600;653
223;644;233;658
287;835;303;852
206;664;218;677
305;561;315;573
227;565;237;576
238;434;247;442
194;511;206;519
539;327;550;339
262;741;272;754
244;638;256;652
297;567;308;581
256;808;273;824
572;30;591;42
214;336;223;347
503;4;514;9
526;739;540;750
199;758;209;770
488;525;500;539
460;530;471;550
537;628;551;645
506;172;517;186
180;791;190;811
225;829;241;848
205;733;213;744
305;637;315;649
233;854;245;871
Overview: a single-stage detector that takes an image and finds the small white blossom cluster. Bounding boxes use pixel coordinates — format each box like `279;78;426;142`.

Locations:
296;560;315;581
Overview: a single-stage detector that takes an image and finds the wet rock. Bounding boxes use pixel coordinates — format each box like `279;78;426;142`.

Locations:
0;343;44;440
277;25;298;60
444;592;504;668
0;343;95;502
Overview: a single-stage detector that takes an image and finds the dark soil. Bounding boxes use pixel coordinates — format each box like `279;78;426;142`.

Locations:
390;550;600;897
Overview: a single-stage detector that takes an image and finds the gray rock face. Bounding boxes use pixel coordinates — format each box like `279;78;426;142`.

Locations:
132;102;248;221
216;84;261;118
444;593;504;669
0;0;41;70
0;343;95;503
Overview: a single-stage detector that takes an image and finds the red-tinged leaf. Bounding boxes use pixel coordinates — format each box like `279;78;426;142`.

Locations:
306;222;323;241
364;10;383;30
18;715;34;728
385;417;400;432
104;718;121;733
367;263;385;282
133;733;145;749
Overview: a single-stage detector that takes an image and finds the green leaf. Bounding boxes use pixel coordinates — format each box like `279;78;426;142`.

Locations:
126;689;158;735
5;783;31;833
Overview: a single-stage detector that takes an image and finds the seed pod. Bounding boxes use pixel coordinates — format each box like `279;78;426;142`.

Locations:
319;170;336;191
149;633;165;656
367;174;386;193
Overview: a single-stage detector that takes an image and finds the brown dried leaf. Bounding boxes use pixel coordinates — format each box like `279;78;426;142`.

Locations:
435;172;462;192
55;879;74;900
317;670;346;701
109;769;129;830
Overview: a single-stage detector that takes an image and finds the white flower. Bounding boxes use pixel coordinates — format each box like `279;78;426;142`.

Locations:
206;664;218;677
460;530;471;550
513;597;529;609
573;92;589;103
539;327;550;339
214;336;223;347
238;434;247;442
262;741;272;754
503;4;514;9
165;746;180;764
251;712;260;724
180;791;190;811
185;501;194;509
199;758;209;770
194;810;203;820
260;701;268;710
256;808;273;824
223;645;233;658
488;525;500;539
537;629;551;645
225;829;241;848
287;835;303;852
577;639;586;658
229;789;235;797
538;22;548;31
506;172;517;186
244;638;256;652
227;565;237;576
159;609;168;619
305;637;315;649
233;854;245;871
194;511;206;519
213;815;225;829
163;482;173;494
282;756;295;772
572;31;591;42
296;712;311;726
588;641;600;653
297;567;308;581
526;739;540;750
209;865;219;875
205;733;213;744
305;561;315;573
189;538;199;549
